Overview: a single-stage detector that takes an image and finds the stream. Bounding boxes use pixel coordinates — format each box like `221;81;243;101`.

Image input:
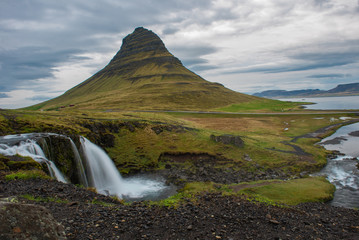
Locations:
314;122;359;209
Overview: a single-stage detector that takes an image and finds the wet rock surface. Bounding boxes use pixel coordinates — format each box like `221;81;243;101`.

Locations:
1;179;358;240
349;130;359;137
321;137;348;145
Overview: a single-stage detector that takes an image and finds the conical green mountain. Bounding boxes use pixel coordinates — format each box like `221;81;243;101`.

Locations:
34;27;260;111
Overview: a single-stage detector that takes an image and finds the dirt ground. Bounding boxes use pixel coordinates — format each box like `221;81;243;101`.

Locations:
1;178;358;240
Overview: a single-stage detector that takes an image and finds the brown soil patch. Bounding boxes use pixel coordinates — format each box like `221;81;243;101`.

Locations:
183;117;276;132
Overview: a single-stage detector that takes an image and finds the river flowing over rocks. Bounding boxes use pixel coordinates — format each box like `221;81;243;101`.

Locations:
315;122;359;209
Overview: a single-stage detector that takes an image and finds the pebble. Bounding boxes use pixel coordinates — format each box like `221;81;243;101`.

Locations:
1;175;359;240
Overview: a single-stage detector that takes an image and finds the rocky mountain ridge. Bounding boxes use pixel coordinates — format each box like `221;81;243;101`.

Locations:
253;82;359;99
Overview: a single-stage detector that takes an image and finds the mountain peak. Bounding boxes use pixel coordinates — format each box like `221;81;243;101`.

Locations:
32;27;259;111
108;27;180;68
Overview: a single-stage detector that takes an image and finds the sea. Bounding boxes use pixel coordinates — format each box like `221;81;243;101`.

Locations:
279;95;359;110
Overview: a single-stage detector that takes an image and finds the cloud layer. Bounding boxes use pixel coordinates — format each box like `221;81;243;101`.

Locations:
0;0;358;108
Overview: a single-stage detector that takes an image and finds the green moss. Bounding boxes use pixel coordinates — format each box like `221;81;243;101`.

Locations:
238;177;335;205
5;170;50;181
6;159;42;171
154;182;231;207
154;192;194;208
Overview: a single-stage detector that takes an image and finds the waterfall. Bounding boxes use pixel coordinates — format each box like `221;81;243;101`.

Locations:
0;133;171;200
80;137;124;196
68;138;89;187
0;139;68;183
78;137;172;199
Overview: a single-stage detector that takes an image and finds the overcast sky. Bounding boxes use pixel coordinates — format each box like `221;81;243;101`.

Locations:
1;0;358;108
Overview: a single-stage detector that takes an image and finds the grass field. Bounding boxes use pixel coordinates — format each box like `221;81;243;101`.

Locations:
1;107;357;205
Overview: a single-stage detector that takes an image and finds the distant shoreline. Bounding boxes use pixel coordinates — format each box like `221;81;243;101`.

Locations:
253;82;359;99
274;94;359;99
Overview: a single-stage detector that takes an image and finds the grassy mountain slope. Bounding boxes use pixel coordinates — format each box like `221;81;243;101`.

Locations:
30;27;262;111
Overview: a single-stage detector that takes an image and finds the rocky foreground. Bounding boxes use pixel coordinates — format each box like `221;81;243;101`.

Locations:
0;178;358;240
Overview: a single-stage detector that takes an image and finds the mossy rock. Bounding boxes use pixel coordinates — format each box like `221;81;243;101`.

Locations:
38;135;84;184
0;155;10;163
5;169;51;181
0;154;43;171
0;161;9;170
7;160;42;171
0;155;10;170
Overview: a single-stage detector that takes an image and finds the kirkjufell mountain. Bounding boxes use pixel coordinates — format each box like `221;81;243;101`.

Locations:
32;27;260;111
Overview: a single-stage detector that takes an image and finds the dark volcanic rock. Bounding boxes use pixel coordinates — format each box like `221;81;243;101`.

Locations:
321;136;348;145
210;134;244;148
349;130;359;137
151;124;194;135
0;202;66;240
0;178;359;240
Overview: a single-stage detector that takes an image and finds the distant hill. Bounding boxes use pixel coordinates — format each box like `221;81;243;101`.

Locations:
253;82;359;99
29;27;261;111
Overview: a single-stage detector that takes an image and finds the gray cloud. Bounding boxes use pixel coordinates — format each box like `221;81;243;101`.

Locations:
287;50;359;72
0;0;213;94
307;74;352;78
0;93;9;98
169;44;219;72
162;27;180;35
28;95;54;101
0;0;358;108
225;41;359;75
0;47;84;91
172;45;218;58
190;64;219;72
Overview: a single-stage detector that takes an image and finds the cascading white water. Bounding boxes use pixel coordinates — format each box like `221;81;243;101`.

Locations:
68;138;89;187
80;137;124;196
0;133;173;200
79;137;169;199
0;139;68;183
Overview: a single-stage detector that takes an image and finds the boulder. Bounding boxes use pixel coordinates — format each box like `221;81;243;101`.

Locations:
0;202;66;239
210;134;244;148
